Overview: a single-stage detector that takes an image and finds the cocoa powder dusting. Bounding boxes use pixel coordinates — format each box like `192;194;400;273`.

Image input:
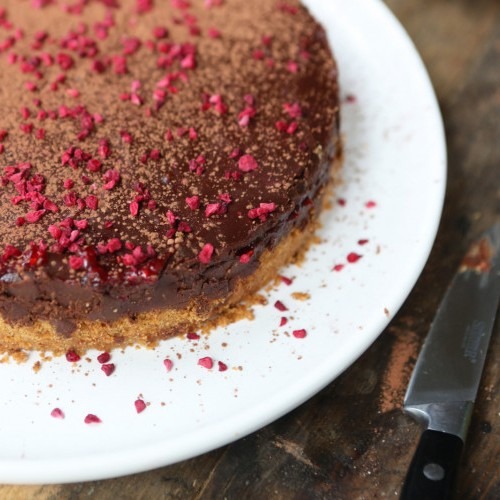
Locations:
379;325;420;413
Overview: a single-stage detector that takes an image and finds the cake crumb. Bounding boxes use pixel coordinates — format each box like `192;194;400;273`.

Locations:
0;350;30;364
12;350;30;364
291;292;310;301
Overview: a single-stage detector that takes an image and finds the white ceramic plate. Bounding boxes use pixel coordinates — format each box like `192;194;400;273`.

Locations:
0;0;446;484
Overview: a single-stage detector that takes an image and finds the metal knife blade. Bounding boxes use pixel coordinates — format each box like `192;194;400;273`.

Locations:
401;223;500;500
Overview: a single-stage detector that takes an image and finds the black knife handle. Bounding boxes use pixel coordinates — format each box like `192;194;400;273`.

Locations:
400;429;464;500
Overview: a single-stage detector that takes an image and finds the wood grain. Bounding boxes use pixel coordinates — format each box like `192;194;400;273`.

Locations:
1;0;499;498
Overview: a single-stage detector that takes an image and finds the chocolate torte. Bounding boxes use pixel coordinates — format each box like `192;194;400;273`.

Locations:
0;0;341;354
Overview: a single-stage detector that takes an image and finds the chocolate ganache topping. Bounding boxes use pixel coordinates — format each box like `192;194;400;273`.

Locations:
0;0;340;336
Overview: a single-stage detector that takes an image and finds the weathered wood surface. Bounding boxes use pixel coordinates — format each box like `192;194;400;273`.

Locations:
1;0;499;498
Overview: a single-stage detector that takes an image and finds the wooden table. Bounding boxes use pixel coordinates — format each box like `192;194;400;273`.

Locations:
2;0;498;498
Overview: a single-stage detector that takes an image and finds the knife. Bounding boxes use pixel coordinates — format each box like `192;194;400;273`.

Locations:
400;223;500;500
